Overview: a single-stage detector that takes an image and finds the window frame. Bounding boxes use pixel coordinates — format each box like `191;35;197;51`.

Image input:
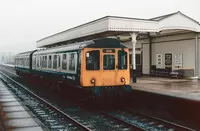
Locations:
103;54;115;70
118;50;128;70
86;50;100;70
61;53;68;71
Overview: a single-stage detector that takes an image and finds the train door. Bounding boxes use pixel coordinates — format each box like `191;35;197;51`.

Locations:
117;49;130;84
101;49;117;86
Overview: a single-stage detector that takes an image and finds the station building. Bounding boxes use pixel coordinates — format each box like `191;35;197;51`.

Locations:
121;12;200;78
37;11;200;81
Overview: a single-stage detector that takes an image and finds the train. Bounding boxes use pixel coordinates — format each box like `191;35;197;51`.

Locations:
14;38;132;99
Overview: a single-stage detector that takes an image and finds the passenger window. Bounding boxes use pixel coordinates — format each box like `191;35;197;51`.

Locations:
22;58;25;66
86;50;100;70
40;56;42;68
53;55;57;69
27;58;29;66
36;57;39;68
58;55;61;68
103;55;115;70
42;56;46;68
62;54;67;70
33;57;36;68
44;56;47;68
69;53;75;71
48;55;52;68
118;50;127;70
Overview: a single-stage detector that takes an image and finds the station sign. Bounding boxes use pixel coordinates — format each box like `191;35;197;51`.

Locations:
165;53;172;67
174;53;183;69
156;54;162;68
103;49;115;53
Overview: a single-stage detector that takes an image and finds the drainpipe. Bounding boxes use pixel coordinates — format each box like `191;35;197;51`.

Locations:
195;33;199;78
148;33;152;75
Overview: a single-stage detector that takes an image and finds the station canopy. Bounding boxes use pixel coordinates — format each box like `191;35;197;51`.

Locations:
37;11;200;48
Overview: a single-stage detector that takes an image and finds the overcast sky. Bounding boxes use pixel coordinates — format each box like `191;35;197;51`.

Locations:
0;0;199;54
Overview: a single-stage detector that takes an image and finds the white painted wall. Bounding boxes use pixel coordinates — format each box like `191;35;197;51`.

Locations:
142;44;150;74
124;32;198;76
152;39;195;71
198;36;200;78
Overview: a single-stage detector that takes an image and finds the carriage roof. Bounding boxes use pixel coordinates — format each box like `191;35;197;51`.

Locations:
33;38;127;55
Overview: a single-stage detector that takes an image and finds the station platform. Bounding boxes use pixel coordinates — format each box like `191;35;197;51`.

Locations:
131;76;200;101
0;78;44;131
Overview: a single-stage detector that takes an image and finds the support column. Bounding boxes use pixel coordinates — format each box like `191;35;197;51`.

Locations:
130;32;138;83
195;33;199;77
148;33;152;75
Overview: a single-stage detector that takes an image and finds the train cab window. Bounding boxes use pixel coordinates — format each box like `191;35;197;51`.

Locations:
103;55;115;70
48;55;52;68
86;50;100;70
53;55;57;69
118;50;127;70
69;53;75;71
62;54;67;70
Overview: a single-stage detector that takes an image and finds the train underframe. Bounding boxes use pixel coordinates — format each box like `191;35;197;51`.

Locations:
16;70;132;102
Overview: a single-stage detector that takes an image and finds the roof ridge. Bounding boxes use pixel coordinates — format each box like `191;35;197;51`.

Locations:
149;11;178;20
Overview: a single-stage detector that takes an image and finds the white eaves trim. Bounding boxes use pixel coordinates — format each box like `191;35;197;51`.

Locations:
37;12;200;48
37;17;158;48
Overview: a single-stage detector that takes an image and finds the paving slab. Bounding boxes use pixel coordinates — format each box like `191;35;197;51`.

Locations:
1;101;21;107
7;126;44;131
1;106;26;112
0;77;45;131
4;118;39;128
3;111;34;120
0;98;17;103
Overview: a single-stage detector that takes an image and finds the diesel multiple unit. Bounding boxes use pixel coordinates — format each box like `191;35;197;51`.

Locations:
15;38;132;97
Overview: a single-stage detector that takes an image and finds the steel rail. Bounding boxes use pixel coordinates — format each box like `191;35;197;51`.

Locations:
125;108;196;131
99;111;145;131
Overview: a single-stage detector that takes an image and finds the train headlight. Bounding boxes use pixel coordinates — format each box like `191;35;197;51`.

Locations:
121;77;125;82
91;79;96;84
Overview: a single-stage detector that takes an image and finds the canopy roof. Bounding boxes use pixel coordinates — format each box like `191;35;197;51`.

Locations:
37;11;200;48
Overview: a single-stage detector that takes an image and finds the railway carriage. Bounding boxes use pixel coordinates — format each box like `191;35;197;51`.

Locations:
15;38;132;98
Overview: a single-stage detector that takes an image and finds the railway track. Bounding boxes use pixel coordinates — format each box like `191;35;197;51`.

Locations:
0;71;91;131
100;108;196;131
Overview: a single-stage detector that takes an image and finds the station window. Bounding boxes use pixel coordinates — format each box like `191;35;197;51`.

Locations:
69;53;75;71
103;55;115;70
86;50;100;70
62;54;67;70
136;54;141;65
118;50;127;70
48;55;52;68
129;54;141;65
53;55;57;69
